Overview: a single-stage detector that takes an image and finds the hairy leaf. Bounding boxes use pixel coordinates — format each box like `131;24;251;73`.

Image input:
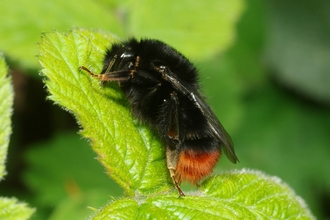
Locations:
93;170;315;219
0;54;13;180
0;197;35;220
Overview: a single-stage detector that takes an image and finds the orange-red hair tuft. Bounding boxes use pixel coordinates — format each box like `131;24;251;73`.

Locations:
175;149;221;184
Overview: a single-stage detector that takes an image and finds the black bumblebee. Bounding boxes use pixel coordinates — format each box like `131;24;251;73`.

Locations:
80;38;238;196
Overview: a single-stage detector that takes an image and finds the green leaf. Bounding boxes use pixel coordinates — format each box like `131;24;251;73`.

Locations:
39;29;172;196
201;170;313;219
91;198;139;219
0;54;35;219
128;0;245;59
0;197;35;220
0;54;13;180
93;170;315;219
266;0;330;103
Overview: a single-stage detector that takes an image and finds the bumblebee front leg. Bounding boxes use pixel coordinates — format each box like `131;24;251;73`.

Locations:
79;66;133;83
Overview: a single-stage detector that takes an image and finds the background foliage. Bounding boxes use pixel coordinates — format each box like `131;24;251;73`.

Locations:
0;55;35;219
0;0;329;219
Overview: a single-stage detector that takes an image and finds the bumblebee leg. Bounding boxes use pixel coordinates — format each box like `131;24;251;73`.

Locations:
165;91;185;196
79;66;101;78
166;146;184;197
79;66;133;83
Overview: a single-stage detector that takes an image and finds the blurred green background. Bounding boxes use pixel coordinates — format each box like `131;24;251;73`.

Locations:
0;0;329;219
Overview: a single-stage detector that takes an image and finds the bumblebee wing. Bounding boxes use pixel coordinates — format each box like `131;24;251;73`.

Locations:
162;69;239;164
